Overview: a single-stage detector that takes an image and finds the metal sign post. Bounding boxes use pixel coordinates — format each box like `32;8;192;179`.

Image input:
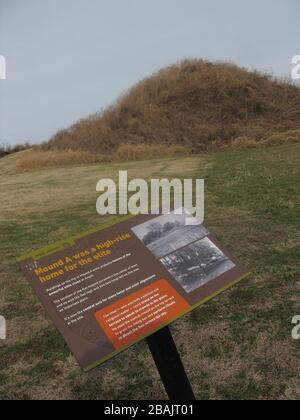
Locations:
146;326;196;400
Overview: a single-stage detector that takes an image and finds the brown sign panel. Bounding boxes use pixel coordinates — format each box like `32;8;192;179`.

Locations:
18;212;250;371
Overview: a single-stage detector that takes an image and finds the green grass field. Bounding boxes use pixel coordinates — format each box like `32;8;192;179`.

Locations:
0;144;299;400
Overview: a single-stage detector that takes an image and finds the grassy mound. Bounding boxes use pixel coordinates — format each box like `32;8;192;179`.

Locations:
43;59;300;155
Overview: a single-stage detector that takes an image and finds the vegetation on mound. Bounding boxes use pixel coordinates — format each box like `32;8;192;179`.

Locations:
16;145;189;172
7;59;300;171
0;143;30;159
42;59;300;155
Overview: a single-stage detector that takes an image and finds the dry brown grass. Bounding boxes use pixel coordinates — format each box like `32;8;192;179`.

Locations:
262;128;300;146
17;144;190;171
0;143;31;159
21;124;300;172
116;143;188;160
40;59;300;158
16;150;107;171
225;128;300;150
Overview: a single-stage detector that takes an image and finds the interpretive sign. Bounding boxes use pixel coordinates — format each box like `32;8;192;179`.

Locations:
18;210;249;371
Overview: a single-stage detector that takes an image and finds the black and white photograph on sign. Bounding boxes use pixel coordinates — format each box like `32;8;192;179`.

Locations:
160;237;236;293
131;210;209;259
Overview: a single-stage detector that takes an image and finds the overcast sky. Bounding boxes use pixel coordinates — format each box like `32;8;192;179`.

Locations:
0;0;299;146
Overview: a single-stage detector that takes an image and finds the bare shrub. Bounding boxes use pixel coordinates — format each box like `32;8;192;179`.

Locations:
0;143;31;159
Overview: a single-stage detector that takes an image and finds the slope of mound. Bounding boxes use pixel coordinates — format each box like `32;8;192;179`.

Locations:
42;60;300;157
